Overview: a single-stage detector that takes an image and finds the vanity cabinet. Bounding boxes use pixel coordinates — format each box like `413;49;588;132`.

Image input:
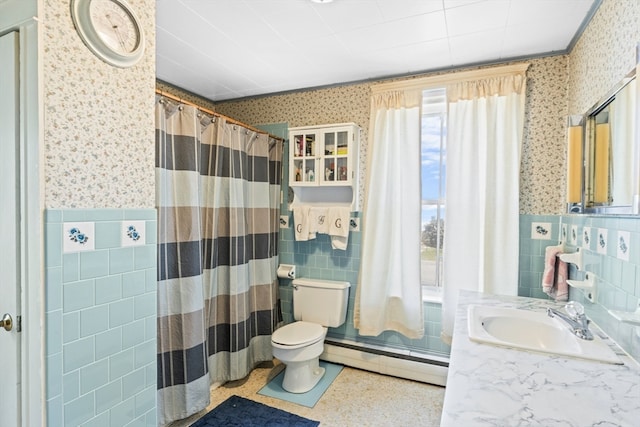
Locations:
441;291;640;427
288;123;360;210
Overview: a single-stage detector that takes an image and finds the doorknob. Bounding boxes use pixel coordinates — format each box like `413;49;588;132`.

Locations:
0;313;12;331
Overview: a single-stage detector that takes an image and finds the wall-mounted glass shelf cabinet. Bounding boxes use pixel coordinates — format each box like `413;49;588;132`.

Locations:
288;123;360;210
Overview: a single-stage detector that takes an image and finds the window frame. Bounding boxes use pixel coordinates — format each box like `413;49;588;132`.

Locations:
420;89;447;303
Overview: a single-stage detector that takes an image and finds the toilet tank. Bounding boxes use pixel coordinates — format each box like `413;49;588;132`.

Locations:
292;278;350;327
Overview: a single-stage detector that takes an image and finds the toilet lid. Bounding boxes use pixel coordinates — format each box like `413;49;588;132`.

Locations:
272;321;325;346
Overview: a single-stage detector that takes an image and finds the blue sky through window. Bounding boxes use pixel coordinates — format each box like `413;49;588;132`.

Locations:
421;89;447;227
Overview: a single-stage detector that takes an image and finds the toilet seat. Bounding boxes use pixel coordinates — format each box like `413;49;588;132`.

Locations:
272;321;325;347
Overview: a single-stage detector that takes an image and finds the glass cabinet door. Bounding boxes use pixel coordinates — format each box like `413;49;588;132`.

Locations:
321;130;349;184
292;132;317;183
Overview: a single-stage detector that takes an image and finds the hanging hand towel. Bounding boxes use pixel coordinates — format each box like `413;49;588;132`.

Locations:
308;207;329;239
313;207;330;234
328;207;351;250
542;245;569;302
293;206;311;241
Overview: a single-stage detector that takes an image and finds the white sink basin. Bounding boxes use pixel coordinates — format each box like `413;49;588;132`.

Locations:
467;305;622;364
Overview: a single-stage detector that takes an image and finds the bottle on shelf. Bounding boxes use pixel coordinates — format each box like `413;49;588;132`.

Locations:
288;124;360;210
339;166;347;181
295;136;303;157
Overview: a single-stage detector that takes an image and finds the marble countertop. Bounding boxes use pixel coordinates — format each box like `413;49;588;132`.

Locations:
440;291;640;427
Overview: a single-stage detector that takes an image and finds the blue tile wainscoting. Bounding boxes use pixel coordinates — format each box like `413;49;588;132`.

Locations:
278;132;637;364
277;132;451;359
45;209;157;427
277;217;451;359
279;209;640;363
519;214;640;361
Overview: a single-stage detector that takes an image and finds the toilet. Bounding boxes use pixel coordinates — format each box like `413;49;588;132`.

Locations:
271;278;350;393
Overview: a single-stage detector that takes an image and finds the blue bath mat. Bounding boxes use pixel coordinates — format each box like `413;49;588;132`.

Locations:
257;360;344;408
190;395;319;426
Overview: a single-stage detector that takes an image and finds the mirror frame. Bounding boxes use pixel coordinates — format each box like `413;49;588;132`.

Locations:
568;63;639;216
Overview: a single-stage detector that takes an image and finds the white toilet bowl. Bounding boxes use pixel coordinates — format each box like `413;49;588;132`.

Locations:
271;321;327;393
272;278;350;393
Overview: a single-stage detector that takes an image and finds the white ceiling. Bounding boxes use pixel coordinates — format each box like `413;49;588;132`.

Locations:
156;0;599;102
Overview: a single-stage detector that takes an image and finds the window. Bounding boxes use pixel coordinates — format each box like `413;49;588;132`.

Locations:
369;64;527;307
421;88;447;301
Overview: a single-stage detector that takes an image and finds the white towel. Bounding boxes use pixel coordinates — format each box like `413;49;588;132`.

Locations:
328;207;350;250
293;206;311;241
309;207;329;236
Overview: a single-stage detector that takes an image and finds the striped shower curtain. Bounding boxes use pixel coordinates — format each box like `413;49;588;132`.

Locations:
155;101;282;425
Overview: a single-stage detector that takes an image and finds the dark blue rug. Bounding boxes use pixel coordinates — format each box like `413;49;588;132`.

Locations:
190;395;320;427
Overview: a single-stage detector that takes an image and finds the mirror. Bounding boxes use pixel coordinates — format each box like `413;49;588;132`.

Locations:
568;66;639;215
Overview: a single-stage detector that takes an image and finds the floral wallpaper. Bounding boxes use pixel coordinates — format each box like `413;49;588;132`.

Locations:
215;56;570;215
520;56;570;215
568;0;640;115
43;0;156;209
39;0;638;212
157;0;638;216
215;83;372;211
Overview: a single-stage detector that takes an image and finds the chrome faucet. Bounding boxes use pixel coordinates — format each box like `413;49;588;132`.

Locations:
547;301;594;340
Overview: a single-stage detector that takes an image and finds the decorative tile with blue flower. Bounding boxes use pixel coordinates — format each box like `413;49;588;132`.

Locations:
617;231;630;261
570;225;578;246
597;228;608;255
63;222;95;253
531;222;552;240
122;220;146;247
582;226;592;250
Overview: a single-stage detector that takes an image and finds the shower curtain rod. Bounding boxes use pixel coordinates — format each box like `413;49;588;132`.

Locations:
155;89;284;141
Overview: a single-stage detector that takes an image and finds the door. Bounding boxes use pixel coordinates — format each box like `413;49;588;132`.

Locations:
0;30;21;427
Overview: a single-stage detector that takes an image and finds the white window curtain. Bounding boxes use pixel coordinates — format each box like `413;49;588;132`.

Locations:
354;89;424;339
441;70;528;344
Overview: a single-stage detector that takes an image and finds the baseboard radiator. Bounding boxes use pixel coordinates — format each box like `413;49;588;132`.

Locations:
320;339;449;386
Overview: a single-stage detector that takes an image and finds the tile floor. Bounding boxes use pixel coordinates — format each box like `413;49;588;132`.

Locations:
170;360;446;427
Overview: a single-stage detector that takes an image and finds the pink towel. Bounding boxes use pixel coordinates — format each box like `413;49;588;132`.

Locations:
542;245;569;302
